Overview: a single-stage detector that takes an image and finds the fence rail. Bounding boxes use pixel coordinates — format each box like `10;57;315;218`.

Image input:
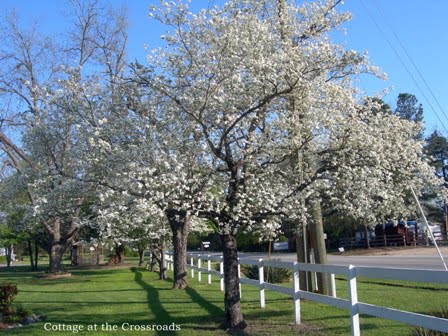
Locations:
164;251;448;336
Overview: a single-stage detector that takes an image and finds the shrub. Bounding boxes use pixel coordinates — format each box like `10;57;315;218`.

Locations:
3;314;21;323
0;283;18;315
15;304;32;318
241;259;291;283
124;246;137;257
410;307;448;336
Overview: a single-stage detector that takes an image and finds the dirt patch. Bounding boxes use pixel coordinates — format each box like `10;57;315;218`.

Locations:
36;272;72;279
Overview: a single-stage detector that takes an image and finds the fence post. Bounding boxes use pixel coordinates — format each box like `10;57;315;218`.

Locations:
293;262;301;325
330;273;337;298
191;255;194;278
348;265;360;336
207;255;212;285
198;254;202;282
164;253;167;272
168;254;172;271
219;256;224;292
238;258;242;299
166;254;170;271
259;258;265;308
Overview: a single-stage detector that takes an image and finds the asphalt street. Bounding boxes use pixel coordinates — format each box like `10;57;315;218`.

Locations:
2;251;447;271
200;251;448;271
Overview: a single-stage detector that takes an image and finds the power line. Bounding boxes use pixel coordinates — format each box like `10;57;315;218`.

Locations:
359;0;448;134
372;0;448;125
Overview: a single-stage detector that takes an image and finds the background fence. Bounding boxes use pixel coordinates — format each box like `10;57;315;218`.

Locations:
164;251;448;336
339;232;448;249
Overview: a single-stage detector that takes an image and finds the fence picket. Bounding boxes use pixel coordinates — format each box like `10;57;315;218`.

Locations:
165;252;448;334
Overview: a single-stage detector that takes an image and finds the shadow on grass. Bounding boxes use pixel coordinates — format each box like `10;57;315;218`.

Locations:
185;286;224;316
336;276;448;291
20;289;144;294
131;269;249;335
0;266;40;273
17;300;151;305
183;286;226;332
131;268;179;336
183;283;257;335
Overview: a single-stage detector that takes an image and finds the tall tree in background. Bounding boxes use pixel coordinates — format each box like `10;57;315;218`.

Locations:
394;93;424;138
370;97;392;115
425;131;448;183
424;130;448;227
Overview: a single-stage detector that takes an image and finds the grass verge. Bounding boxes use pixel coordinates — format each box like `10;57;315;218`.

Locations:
0;265;447;335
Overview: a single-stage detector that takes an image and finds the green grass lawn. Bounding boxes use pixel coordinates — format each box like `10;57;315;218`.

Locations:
0;264;447;335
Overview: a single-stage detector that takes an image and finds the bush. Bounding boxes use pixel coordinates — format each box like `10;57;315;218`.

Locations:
0;283;18;315
241;259;291;283
3;314;21;323
410;307;448;336
15;304;32;318
123;246;139;258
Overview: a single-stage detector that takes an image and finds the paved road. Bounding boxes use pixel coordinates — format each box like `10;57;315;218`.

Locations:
200;252;448;270
328;255;447;270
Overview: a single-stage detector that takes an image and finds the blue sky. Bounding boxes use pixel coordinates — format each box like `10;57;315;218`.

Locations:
1;0;446;135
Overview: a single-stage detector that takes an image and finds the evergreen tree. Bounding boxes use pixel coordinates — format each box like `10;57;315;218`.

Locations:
394;93;424;138
425;130;448;184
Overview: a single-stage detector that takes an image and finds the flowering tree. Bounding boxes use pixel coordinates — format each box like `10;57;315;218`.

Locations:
0;0;128;273
94;194;171;277
76;56;214;288
145;0;375;328
146;0;443;328
325;99;444;238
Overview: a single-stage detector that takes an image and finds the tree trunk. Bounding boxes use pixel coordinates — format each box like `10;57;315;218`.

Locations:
159;240;166;280
34;241;39;270
28;240;34;268
167;210;190;289
150;248;157;271
50;243;65;273
159;248;166;280
295;221;311;291
46;217;78;273
28;239;38;271
364;224;371;249
48;218;65;273
138;249;145;266
220;234;246;330
310;198;330;295
5;245;12;269
116;244;125;264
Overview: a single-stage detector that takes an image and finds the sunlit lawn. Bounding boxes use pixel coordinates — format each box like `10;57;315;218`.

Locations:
0;263;447;335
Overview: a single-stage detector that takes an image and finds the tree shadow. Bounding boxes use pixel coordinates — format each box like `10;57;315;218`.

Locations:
336;276;448;291
20;289;144;294
131;268;179;336
185;286;224;317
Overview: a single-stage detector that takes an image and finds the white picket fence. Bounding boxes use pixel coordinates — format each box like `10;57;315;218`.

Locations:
164;251;448;336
